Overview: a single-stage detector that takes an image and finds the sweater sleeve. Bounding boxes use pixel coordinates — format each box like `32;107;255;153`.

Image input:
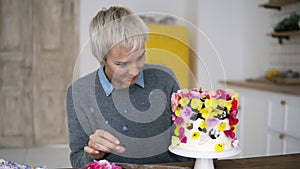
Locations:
66;86;93;168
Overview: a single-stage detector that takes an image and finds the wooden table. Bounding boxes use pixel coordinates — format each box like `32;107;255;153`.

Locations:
75;153;300;169
145;153;300;169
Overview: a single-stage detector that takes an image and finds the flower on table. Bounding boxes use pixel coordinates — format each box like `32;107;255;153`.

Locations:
87;159;122;169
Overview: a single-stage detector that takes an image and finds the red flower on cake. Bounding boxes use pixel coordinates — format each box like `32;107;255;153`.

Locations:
231;98;238;111
228;115;239;126
224;127;236;139
180;136;187;143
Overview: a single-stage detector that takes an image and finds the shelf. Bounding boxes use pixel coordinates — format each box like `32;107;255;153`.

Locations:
259;0;300;10
268;30;300;43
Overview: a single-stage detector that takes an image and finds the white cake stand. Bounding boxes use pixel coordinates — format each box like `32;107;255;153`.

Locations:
169;146;240;169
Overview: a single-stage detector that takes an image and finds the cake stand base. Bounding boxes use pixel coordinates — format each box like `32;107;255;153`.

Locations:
194;158;214;169
169;146;241;169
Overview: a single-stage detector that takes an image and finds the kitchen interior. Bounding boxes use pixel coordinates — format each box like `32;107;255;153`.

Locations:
0;0;300;168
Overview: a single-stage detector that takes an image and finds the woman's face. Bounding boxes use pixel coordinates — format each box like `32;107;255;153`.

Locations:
103;45;145;89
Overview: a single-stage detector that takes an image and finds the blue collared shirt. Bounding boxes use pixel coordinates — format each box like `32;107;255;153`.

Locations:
98;66;145;96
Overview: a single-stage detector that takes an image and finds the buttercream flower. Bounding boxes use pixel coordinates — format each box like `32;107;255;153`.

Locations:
192;131;201;140
191;98;202;110
179;97;190;107
181;106;193;119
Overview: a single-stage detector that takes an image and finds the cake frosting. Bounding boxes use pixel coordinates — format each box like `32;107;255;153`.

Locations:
170;88;240;153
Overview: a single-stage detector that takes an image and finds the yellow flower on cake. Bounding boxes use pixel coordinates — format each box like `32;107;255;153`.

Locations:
175;108;181;117
205;98;217;109
199;120;208;131
171;136;180;146
174;126;181;136
233;125;237;132
212;109;223;117
192;131;201;140
200;107;213;119
179;98;190;107
215;143;225;152
218;122;227;131
227;89;239;100
191;98;202;110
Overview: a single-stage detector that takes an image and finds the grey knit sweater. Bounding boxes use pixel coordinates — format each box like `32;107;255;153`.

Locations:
66;64;191;168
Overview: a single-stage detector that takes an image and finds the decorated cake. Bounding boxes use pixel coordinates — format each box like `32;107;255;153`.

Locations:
170;88;240;153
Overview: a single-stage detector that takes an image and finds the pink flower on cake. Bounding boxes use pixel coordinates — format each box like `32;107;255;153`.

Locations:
171;93;180;111
206;118;219;127
173;115;184;125
87;159;122;169
180;136;187;143
181;106;192;119
230;110;238;118
224;127;236;139
179;127;187;143
177;88;190;97
189;90;202;98
179;127;185;138
232;138;240;148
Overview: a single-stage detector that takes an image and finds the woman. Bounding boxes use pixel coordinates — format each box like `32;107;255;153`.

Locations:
66;6;190;168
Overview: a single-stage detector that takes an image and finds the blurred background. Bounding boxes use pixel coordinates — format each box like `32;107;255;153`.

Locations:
0;0;299;168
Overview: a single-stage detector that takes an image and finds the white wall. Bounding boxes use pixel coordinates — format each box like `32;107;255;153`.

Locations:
79;0;187;78
79;0;299;89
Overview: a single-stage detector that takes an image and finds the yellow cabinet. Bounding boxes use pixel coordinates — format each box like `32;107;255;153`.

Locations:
146;24;190;88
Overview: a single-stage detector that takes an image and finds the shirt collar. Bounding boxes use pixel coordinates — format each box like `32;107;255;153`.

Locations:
98;66;145;96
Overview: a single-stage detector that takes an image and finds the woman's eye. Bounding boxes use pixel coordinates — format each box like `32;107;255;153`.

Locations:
116;62;128;67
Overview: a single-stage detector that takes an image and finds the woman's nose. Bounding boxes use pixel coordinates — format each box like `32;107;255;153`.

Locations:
128;63;139;75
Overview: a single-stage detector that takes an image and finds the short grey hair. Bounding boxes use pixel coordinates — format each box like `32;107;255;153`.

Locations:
89;6;148;65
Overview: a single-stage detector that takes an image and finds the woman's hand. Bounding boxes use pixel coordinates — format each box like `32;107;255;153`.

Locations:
84;129;126;159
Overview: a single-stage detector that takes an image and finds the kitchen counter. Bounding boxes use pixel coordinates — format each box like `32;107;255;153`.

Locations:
132;153;300;169
219;78;300;96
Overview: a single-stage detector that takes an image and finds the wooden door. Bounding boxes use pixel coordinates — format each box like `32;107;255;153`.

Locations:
0;0;34;147
0;0;79;147
32;0;79;146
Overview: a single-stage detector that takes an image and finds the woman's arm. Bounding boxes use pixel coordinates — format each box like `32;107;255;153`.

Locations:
66;86;93;167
